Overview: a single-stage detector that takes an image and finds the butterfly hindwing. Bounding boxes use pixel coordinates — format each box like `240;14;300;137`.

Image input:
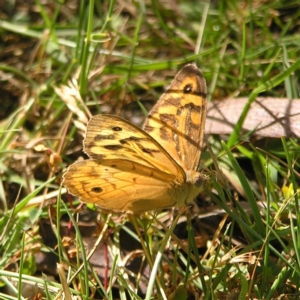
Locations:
63;159;177;213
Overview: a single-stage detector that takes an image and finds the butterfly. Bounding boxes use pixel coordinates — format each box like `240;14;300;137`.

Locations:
62;64;207;213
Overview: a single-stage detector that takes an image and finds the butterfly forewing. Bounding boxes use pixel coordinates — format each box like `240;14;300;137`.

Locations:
143;64;207;171
84;114;185;182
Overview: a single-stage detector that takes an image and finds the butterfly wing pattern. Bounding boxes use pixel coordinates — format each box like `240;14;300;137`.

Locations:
63;64;207;213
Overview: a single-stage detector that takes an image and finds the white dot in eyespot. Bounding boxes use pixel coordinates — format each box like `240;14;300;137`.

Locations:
184;84;193;94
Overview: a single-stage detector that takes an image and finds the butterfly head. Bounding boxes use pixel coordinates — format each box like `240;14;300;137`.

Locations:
186;170;206;189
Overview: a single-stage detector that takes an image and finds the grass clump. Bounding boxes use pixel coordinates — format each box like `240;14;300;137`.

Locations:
0;0;300;299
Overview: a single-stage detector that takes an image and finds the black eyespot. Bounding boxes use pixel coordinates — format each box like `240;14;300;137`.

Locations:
183;84;193;94
91;187;102;193
112;126;122;131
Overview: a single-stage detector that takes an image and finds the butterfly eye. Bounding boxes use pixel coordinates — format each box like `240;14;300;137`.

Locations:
183;84;193;94
112;126;122;131
193;176;202;188
91;187;102;193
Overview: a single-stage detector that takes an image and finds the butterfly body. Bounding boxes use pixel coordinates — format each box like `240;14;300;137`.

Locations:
63;64;207;213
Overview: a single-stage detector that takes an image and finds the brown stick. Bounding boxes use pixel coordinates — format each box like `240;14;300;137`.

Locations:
206;97;300;138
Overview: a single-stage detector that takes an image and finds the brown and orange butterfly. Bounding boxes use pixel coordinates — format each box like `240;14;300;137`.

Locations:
63;64;207;213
